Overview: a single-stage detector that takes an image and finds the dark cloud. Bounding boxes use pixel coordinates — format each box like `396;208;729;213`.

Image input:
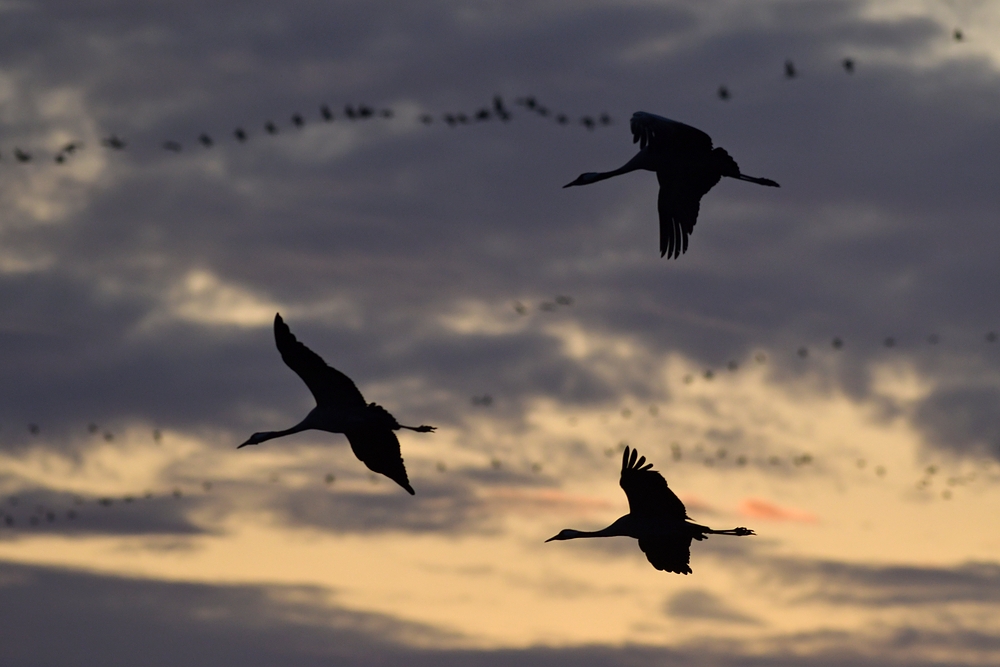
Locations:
762;557;1000;607
3;558;997;667
0;484;211;537
912;385;1000;458
664;588;762;624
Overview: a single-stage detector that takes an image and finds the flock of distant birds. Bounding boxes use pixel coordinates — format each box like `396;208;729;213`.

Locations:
1;31;986;573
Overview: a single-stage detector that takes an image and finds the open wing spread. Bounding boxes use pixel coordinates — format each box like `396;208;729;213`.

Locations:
345;426;414;495
630;112;713;153
656;171;720;259
638;536;694;574
620;446;688;520
273;314;367;409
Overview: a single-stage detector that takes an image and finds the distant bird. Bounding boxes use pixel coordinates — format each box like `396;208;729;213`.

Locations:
234;128;248;142
291;113;304;128
581;116;595;130
517;96;538;110
102;135;126;149
419;114;433;124
162;140;182;152
599;113;612;126
62;141;81;154
14;148;31;162
320;105;333;121
198;133;213;147
556;113;568;125
238;314;435;494
265;121;278;134
358;105;374;119
546;447;754;573
954;28;964;42
493;95;511;121
717;85;730;100
842;57;855;73
784;59;797;79
563;111;780;258
379;109;393;118
345;105;357;120
475;108;491;121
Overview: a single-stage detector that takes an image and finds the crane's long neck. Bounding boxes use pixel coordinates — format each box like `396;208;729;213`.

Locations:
547;515;632;541
258;425;308;441
238;420;311;448
594;153;649;182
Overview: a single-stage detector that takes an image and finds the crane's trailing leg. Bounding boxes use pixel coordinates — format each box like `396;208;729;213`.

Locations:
400;424;436;433
734;174;780;187
707;527;755;536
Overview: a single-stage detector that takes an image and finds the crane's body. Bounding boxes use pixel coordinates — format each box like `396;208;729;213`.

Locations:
546;446;754;573
564;111;779;259
238;314;435;494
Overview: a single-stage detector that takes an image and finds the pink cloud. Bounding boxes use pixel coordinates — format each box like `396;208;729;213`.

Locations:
738;498;818;523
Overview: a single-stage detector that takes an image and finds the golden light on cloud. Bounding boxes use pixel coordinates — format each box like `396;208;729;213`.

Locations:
4;337;998;659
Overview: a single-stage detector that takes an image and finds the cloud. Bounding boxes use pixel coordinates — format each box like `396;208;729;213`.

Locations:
738;498;819;523
762;557;1000;607
664;588;762;624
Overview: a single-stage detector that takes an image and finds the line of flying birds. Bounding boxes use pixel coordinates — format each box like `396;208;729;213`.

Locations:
2;35;984;573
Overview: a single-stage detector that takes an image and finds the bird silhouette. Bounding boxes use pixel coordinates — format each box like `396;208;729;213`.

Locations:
234;128;248;142
717;85;731;100
102;135;126;149
320;105;333;121
784;59;797;79
563;112;779;258
14;148;31;162
843;58;855;73
238;314;435;494
546;447;754;573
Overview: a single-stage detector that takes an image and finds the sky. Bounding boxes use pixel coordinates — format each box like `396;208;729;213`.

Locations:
2;0;1000;664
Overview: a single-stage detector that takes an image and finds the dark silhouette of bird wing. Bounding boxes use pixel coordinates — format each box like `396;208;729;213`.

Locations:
630;112;713;153
273;314;367;409
638;536;693;574
620;446;688;519
345;426;415;494
656;172;717;259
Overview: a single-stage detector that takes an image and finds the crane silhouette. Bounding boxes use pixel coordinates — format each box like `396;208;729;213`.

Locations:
237;314;435;494
546;446;754;573
564;112;779;258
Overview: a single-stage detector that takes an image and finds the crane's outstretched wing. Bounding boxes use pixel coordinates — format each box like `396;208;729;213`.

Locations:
656;172;719;259
273;313;367;409
620;447;688;520
638;536;694;574
630;112;713;153
345;426;415;494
